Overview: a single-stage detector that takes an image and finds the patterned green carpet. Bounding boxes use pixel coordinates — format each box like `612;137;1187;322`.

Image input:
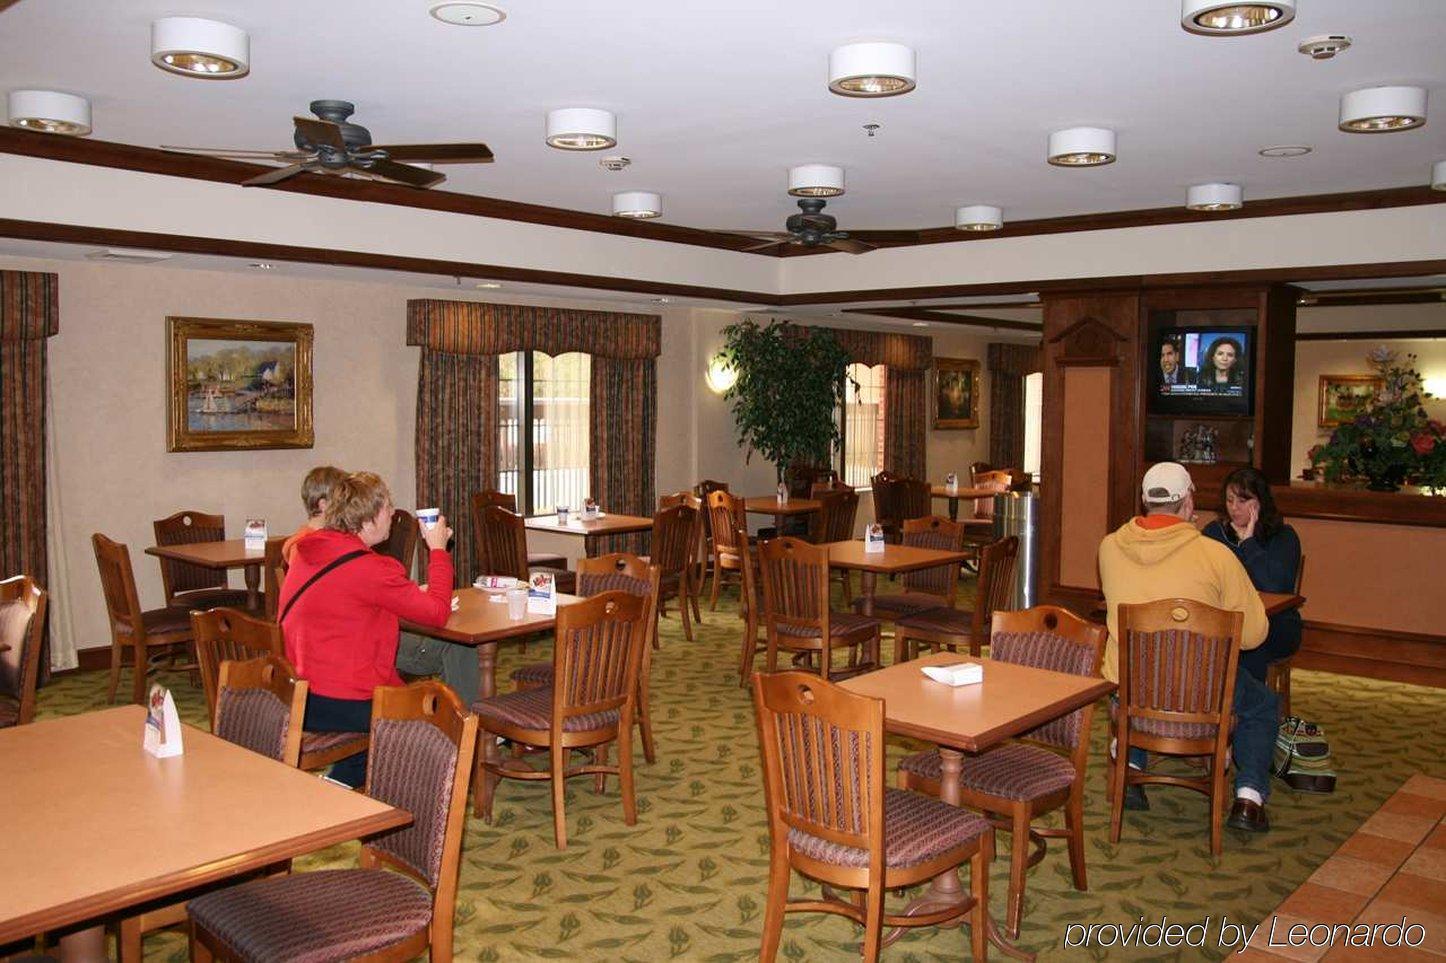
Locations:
36;582;1446;962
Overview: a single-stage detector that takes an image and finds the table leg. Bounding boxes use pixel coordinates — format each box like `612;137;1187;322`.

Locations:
858;571;877;617
947;496;959;521
58;926;107;963
477;642;501;771
243;562;261;610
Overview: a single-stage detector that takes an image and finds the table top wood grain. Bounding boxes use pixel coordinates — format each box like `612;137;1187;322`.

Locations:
145;539;265;569
401;588;581;645
840;652;1115;753
524;513;654;537
743;497;821;516
818;539;970;574
0;706;409;944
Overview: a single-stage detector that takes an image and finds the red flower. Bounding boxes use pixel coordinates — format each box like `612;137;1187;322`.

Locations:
1410;432;1437;455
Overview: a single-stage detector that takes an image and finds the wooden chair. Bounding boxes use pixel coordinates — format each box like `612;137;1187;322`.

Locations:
967;461;993;484
1110;598;1243;858
93;533;195;705
473;591;651;849
898;606;1107;937
811;488;859;603
476;503;576;593
152;510;253;611
705;490;749;610
188;681;478;963
694;479;730;561
894;535;1019;662
192;607;369;773
262;536;285;621
752;671;993;962
658;491;705;622
853;515;964;623
373;508;419;578
759;537;881;682
118;655;308;962
0;575;47;728
896;478;933;526
1265;554;1305;719
509;554;663;764
651;502;701;641
809;478;853;498
869;471;901;543
471;490;567;571
735;528;767;687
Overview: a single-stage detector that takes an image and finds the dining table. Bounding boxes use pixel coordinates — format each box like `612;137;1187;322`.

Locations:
818;539;971;617
929;484;1000;522
144;538;265;610
842;651;1116;959
0;705;410;960
743;495;821;538
524;512;654;557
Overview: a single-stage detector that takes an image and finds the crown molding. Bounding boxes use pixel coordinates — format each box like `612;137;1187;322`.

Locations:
843;307;1042;333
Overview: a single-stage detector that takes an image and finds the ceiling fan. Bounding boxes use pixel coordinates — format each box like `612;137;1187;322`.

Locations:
160;100;494;189
726;198;885;255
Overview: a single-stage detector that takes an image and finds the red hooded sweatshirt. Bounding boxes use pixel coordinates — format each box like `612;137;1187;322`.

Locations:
278;528;453;700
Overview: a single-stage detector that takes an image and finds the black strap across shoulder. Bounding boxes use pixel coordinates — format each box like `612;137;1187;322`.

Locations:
279;550;368;624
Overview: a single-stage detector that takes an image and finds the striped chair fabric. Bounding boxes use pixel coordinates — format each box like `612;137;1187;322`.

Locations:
214;687;291;762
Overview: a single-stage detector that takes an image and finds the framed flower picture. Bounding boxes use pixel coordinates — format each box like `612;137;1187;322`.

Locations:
166;317;314;451
933;357;980;429
1317;374;1383;429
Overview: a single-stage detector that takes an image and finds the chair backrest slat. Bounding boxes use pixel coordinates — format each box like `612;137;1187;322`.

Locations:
706;490;747;556
0;575;47;727
192;607;285;723
812;488;859;544
153;510;229;600
975;536;1020;631
1118;599;1243;730
552;591;650;720
477;505;530;580
650;503;698;577
92;533;143;636
900;515;967;600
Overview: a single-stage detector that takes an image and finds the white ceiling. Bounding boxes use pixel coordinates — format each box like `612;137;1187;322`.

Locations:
2;0;1444;234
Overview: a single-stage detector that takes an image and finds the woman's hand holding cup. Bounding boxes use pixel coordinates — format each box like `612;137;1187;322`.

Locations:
422;514;452;551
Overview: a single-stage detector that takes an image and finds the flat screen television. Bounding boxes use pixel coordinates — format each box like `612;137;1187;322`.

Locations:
1149;326;1254;416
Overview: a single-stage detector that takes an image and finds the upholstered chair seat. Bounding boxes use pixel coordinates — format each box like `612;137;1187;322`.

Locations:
167;587;253;613
893;605;974;634
899;743;1077;801
852;591;949;621
0;701;19;728
787;787;990;870
130;606;196;636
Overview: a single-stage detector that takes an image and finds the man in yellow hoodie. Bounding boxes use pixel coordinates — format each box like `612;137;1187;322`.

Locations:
1098;462;1275;833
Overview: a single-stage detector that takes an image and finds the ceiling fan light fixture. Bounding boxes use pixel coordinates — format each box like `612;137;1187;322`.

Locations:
1432;160;1446;191
1186;182;1243;211
828;42;916;97
6;90;91;135
787;164;845;197
612;191;661;219
1047;127;1116;167
954;205;1003;231
428;2;506;26
1338;86;1427;133
151;17;250;78
1181;0;1295;35
545;108;616;150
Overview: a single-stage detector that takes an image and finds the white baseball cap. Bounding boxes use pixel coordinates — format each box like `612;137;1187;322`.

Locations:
1141;462;1194;504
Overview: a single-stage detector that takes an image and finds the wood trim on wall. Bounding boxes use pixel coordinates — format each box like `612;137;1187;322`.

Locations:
1298;286;1446;308
1297;621;1446;688
842;306;1043;333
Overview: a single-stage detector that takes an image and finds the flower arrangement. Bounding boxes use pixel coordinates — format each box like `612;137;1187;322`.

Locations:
1309;348;1445;492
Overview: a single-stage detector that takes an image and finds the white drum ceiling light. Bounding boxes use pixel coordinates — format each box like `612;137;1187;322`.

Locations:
151;17;250;78
1047;127;1116;167
1186;183;1243;211
954;205;1003;231
6;90;91;135
612;191;662;219
545;108;617;150
828;42;916;97
787;164;845;197
1181;1;1296;35
1338;86;1428;133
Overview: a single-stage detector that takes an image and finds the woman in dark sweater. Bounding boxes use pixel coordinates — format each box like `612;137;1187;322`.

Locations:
1202;467;1302;682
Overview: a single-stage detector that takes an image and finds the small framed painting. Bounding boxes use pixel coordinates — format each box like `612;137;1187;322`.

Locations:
933;357;980;429
167;317;314;452
1317;374;1382;429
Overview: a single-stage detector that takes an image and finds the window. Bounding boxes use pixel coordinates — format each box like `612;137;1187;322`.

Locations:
840;362;887;488
497;351;591;514
1022;371;1043;481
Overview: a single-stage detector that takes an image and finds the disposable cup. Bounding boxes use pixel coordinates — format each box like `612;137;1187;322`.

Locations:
507;587;528;620
555;505;569;524
417;507;440;530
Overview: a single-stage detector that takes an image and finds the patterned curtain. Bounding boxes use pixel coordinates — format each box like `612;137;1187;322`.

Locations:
814;325;932;481
987;342;1043;469
590;357;656;556
1;272;57;679
408;300;659;359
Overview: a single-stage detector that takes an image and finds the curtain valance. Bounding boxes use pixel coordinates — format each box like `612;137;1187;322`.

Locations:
819;326;932;372
0;272;58;341
407;299;660;359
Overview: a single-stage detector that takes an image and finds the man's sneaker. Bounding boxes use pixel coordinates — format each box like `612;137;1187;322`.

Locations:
1123;784;1150;811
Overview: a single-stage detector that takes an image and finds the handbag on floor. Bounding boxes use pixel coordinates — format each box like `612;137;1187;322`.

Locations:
1273;716;1336;793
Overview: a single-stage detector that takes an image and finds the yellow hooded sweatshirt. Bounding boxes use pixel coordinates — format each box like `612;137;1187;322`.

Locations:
1097;515;1267;684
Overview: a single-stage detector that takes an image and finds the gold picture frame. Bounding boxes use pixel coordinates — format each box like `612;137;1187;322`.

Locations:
167;317;314;452
1317;374;1382;429
933;357;981;429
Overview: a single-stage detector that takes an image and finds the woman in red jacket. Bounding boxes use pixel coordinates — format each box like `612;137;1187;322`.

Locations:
277;471;453;786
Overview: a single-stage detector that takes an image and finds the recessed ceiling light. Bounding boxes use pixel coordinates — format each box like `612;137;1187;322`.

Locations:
1297;35;1351;60
911;321;930;327
428;2;506;26
612;191;661;219
1431;160;1446;191
6;90;91;135
1181;0;1295;35
954;205;1003;231
599;155;631;171
151;18;249;78
474;281;502;289
545;108;617;151
249;262;274;270
1339;86;1427;133
828;42;916;97
1047;127;1116;167
787;164;845;197
1258;144;1312;157
1186;182;1244;211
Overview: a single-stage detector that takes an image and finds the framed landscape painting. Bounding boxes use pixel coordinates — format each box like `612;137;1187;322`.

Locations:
933;357;980;429
1317;374;1383;429
167;317;314;452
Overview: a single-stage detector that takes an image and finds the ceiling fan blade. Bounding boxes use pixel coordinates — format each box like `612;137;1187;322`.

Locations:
242;163;309;187
847;229;917;245
365;159;447;188
741;240;792;254
823;237;876;255
370;142;494;164
720;231;793;241
160;146;311;161
293;116;347;150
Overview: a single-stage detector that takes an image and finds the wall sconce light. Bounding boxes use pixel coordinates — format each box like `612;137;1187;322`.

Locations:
705;355;738;394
